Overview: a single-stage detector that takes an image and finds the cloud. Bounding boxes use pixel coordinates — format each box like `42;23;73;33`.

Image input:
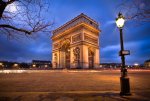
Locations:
0;33;52;62
101;39;150;64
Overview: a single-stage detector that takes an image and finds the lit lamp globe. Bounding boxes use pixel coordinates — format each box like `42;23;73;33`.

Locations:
116;13;125;28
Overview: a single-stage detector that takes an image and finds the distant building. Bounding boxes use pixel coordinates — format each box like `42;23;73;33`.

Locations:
0;61;20;69
0;60;52;69
100;63;122;68
144;59;150;68
19;63;30;69
32;60;52;68
0;61;5;69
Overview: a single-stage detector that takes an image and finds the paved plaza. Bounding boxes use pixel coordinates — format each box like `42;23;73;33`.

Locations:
0;70;150;101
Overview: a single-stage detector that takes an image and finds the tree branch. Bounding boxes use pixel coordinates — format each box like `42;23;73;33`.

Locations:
0;24;32;34
0;0;52;38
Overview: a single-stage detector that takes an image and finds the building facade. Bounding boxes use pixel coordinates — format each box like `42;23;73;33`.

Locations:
144;59;150;68
51;13;100;69
32;60;52;68
0;60;52;69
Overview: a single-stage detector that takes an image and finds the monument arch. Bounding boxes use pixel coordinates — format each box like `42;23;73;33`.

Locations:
51;13;100;69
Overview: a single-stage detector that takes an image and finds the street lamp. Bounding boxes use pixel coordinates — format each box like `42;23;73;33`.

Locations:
116;12;131;96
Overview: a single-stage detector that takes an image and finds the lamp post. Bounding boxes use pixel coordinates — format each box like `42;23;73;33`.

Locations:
116;12;131;96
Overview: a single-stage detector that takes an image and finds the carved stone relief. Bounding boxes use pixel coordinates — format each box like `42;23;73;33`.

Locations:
84;34;98;44
73;47;80;68
54;53;58;67
72;34;81;43
53;43;59;49
88;47;95;69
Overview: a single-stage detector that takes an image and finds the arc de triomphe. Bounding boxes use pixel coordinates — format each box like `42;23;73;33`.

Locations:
51;13;100;69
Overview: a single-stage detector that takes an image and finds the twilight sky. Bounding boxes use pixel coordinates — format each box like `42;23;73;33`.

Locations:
0;0;150;65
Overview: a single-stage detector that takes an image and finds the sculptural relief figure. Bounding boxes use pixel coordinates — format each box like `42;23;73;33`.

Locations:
88;48;95;69
73;47;80;68
60;38;70;69
54;53;57;68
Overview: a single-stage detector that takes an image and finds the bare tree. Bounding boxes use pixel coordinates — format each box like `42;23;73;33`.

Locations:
119;0;150;22
0;0;53;38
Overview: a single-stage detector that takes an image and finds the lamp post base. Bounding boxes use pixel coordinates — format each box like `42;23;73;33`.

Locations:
120;77;131;96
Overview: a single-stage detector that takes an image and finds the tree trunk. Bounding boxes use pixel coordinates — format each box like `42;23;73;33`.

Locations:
0;1;7;19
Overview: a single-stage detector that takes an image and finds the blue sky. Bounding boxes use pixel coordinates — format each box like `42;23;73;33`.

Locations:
0;0;150;65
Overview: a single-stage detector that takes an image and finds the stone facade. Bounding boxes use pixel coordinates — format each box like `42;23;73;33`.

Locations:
51;13;101;69
144;59;150;68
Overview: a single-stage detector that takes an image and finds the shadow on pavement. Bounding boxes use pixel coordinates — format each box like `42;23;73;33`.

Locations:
0;92;149;101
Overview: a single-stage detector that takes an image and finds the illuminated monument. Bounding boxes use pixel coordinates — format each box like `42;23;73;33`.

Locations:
51;13;100;69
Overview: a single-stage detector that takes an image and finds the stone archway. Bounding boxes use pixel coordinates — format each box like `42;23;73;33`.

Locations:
88;47;95;69
60;39;70;69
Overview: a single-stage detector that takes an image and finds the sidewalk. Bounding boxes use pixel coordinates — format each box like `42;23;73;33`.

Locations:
0;91;149;101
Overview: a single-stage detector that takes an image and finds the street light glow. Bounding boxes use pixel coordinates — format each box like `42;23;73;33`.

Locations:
32;64;36;67
116;13;125;28
14;64;18;67
134;63;139;66
0;70;26;73
0;63;2;66
116;18;125;28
